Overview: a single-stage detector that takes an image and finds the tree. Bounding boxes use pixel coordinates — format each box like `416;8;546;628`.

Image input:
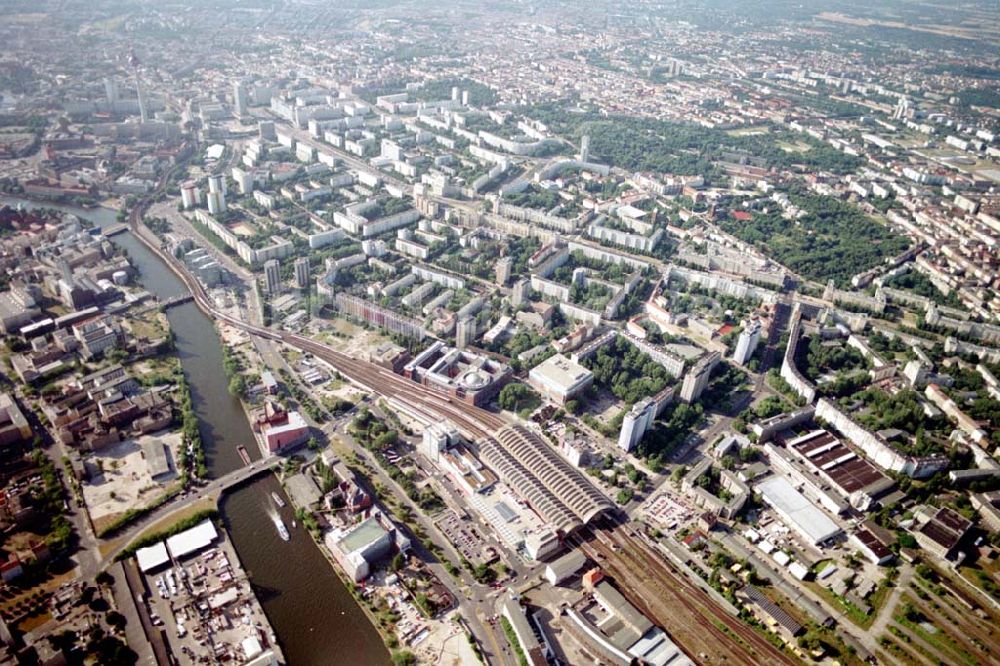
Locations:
391;553;406;572
106;610;127;632
391;651;417;666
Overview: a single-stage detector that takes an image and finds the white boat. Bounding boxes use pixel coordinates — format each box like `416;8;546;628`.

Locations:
271;492;285;508
273;515;290;542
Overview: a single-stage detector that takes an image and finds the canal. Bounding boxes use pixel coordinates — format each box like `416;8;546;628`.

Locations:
3;198;389;665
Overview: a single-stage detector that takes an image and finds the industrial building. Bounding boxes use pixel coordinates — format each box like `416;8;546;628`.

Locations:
755;475;843;546
324;513;410;582
135;520;219;573
566;573;693;666
140;438;172;480
255;404;309;453
478;425;614;535
776;429;895;510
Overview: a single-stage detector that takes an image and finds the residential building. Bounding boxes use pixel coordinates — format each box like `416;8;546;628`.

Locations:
732;318;761;366
294;257;310;290
618;398;656;452
680;352;720;403
264;259;281;295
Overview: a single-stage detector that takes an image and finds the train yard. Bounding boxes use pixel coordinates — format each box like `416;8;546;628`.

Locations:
569;520;798;666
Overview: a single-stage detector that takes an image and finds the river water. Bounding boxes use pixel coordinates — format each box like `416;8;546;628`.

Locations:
2;198;388;665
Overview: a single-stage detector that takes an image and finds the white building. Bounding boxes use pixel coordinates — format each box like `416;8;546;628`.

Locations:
680;352;720;403
732;319;762;366
755;475;842;546
618;398;656;452
529;354;593;405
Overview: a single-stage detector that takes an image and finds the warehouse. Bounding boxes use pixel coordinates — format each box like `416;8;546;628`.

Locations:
755;476;843;546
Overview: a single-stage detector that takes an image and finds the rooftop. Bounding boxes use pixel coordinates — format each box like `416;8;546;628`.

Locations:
756;475;842;545
338;517;389;554
529;353;592;390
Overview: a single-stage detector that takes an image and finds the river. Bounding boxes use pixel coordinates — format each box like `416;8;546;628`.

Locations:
2;197;389;666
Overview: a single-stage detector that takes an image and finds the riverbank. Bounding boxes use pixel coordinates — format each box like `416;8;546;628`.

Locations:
2;196;390;666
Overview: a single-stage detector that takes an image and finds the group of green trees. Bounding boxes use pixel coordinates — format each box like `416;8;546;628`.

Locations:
497;382;541;414
276;367;326;424
350;408;443;512
884;271;963;308
176;373;208;479
632;402;704;472
30;451;74;552
796;336;870;398
221;346;252;397
956;87;1000;109
850;389;948;456
718;190;910;287
582;336;673;404
525;104;863;177
502;184;564;210
142;216;171;238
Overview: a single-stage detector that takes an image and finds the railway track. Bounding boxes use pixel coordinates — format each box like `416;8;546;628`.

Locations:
568;523;798;666
127;205;507;441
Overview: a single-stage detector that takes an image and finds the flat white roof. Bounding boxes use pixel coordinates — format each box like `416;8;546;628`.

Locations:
166;520;218;560
264;411;308;436
135;542;169;572
529;354;592;392
756;476;842;545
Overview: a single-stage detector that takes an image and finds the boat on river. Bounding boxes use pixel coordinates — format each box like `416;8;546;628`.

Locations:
273;515;290;541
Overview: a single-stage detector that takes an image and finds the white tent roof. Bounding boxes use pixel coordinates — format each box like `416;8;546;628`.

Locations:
166;520;218;560
136;542;169;572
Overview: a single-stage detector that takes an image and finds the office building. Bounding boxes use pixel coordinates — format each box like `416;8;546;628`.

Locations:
264;259;281;295
231;167;253;195
208;173;226;196
103;77;118;107
233;81;249;117
529;354;593;405
403;342;511;406
618;398;656;452
732;318;761;366
294;257;310;290
259;120;276;141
